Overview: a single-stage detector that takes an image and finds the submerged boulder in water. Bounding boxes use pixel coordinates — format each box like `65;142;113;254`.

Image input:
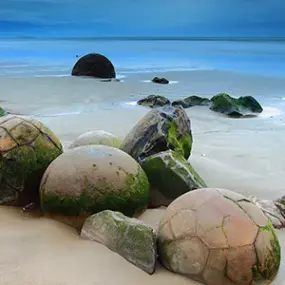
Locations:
121;105;193;162
210;93;263;117
172;95;211;109
141;150;207;207
137;95;170;108
81;210;157;274
71;53;116;79
152;77;169;84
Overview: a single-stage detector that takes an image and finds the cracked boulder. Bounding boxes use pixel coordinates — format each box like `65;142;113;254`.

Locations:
158;188;281;285
0;115;63;206
40;145;149;230
81;210;157;274
121;105;193;162
141;150;207;207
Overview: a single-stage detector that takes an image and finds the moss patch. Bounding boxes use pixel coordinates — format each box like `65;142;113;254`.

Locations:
0;107;5;117
167;121;192;159
257;221;281;280
141;150;207;202
41;166;149;218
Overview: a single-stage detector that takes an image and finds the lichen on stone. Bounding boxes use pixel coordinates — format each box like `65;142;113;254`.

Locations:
141;150;207;207
81;210;157;274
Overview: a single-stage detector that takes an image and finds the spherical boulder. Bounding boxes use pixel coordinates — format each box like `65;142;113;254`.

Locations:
0;115;63;206
68;130;121;149
71;53;116;79
158;188;281;285
40;145;149;229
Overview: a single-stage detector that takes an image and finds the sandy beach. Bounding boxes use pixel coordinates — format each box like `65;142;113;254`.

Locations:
0;70;285;284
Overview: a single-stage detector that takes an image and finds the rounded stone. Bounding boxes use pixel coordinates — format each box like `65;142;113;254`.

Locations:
71;53;116;79
158;188;281;284
40;145;149;228
68;130;121;149
0;115;63;206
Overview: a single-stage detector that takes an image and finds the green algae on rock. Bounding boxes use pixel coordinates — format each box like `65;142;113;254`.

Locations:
137;95;170;108
158;188;281;285
81;210;157;274
40;145;150;228
210;93;263;117
172;95;210;109
141;150;207;207
0;115;63;206
121;105;193;162
0;107;5;117
68;130;121;149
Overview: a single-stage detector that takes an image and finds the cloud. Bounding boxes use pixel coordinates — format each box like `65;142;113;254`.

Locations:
0;0;284;36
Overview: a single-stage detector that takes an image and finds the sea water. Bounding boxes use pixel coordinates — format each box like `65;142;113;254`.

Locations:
0;37;284;78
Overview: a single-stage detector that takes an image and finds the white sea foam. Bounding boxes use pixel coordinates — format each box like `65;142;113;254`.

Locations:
258;106;281;118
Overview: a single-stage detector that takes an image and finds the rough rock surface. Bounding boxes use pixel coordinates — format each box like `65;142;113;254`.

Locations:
40;145;149;229
81;210;157;274
210;93;263;117
121;106;192;162
68;130;121;149
71;53;116;79
137;95;170;108
141;150;207;207
172;95;210;109
0;115;63;206
152;77;169;84
158;188;281;285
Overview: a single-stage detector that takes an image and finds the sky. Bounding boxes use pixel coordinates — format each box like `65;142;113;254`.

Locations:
0;0;284;38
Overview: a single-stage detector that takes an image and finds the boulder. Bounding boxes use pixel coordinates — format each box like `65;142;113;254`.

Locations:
141;150;207;207
152;77;169;84
137;95;170;108
81;210;157;274
40;145;149;229
172;95;210;109
158;188;281;284
0;116;63;206
121;106;192;162
210;93;263;117
249;196;285;229
71;53;116;79
0;107;5;117
69;130;121;149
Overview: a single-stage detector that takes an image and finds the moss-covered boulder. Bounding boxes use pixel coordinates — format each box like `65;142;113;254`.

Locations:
137;95;170;108
0;107;5;117
141;150;207;207
172;95;210;109
152;77;169;84
0;115;63;206
69;130;121;149
81;210;157;274
40;145;149;229
210;93;263;117
121;105;192;162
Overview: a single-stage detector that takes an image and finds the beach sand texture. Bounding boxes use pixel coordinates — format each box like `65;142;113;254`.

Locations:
0;70;284;284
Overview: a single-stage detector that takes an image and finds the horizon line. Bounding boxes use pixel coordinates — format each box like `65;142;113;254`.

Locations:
0;36;284;42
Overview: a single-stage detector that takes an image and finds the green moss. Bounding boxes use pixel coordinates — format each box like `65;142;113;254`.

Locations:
257;221;281;280
0;107;5;117
167;121;192;159
142;150;206;200
0;132;62;205
172;96;211;108
41;166;149;217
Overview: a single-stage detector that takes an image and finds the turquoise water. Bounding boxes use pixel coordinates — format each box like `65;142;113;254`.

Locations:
0;38;284;78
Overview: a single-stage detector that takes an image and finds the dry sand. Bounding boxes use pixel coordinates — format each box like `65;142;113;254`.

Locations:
0;70;285;284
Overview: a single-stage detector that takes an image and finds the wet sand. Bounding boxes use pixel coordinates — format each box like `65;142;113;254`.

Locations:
0;70;285;284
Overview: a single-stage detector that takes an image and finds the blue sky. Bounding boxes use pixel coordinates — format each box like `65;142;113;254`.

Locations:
0;0;284;37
